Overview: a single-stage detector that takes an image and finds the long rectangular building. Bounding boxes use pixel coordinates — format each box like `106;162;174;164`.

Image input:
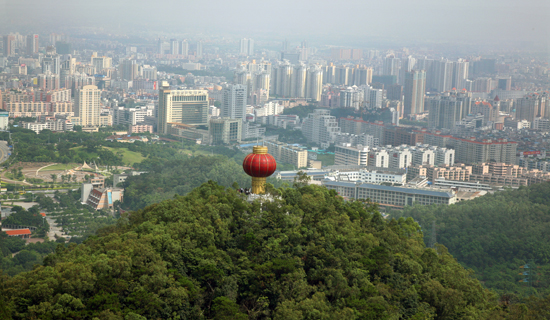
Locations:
265;141;308;169
418;130;517;164
323;180;457;208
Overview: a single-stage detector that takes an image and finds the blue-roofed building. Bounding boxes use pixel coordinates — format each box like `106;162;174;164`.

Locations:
323;180;457;208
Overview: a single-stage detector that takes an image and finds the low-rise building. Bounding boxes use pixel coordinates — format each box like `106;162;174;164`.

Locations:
3;229;32;239
323;180;457;208
265;141;308;169
86;188;124;210
334;144;370;166
129;124;153;133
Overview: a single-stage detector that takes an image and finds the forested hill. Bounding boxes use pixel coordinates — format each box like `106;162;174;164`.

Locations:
391;181;550;298
5;181;540;319
122;155;281;211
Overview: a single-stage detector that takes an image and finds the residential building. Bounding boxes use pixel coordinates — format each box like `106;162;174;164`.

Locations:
26;34;39;55
265;141;308;168
74;85;101;127
420;130;517;164
129;124;153;133
301;109;340;147
240;38;254;55
22;118;73;133
383;127;424;146
427;96;463;129
334;144;370;166
403;70;426;116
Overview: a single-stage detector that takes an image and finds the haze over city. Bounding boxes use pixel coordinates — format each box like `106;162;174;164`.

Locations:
1;0;549;46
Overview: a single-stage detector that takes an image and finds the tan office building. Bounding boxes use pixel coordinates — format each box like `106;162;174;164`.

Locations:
158;82;209;134
265;141;308;169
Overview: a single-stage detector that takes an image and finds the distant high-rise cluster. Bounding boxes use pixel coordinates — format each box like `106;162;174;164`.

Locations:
270;61;323;101
240;38;254;56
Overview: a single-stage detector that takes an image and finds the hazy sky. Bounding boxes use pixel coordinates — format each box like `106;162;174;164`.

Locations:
1;0;549;45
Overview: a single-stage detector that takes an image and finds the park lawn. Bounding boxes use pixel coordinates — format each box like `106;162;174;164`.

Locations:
39;163;79;172
70;146;146;166
103;147;146;165
70;146;100;159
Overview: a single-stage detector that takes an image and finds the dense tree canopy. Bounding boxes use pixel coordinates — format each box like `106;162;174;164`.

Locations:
123;155;282;211
3;181;530;319
391;182;550;298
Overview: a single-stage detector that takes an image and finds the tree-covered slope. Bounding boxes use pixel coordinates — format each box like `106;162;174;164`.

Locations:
122;155;282;211
0;182;507;319
391;182;550;298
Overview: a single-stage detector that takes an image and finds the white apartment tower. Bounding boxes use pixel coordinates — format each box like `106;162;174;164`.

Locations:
306;66;323;101
240;38;254;56
301;109;340;147
74;85;101;127
222;84;247;120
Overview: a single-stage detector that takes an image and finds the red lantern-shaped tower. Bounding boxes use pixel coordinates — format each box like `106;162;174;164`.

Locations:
243;146;277;194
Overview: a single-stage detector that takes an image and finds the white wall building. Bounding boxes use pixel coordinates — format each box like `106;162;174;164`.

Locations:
222;84;247;120
301;109;340;147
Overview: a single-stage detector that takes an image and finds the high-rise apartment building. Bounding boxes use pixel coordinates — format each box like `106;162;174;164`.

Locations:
38;72;60;91
158;82;209;134
240;38;254;56
399;56;415;85
306;66;323;101
120;59;138;81
169;39;179;55
452;59;469;90
91;56;112;75
431;59;453;92
74;85;101;127
364;86;384;109
42;55;60;74
291;63;307;98
386;84;403;101
498;77;512;90
196;40;203;57
383;56;400;77
2;35;16;57
354;66;373;86
301;109;340;147
515;95;539;124
221;84;247;120
26;34;39;55
427;96;463;129
180;40;189;56
403;70;426;116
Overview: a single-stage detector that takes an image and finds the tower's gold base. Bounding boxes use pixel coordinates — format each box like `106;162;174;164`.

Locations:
251;177;267;194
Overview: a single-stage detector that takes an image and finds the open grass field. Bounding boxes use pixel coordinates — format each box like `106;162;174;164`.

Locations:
70;146;146;166
103;147;146;165
38;163;79;172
